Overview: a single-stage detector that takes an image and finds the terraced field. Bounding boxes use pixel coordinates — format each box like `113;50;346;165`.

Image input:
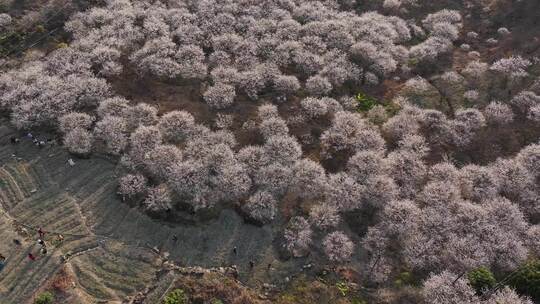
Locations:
0;122;299;303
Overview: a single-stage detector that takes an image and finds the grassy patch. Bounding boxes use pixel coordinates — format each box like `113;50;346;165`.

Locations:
34;291;54;304
355;92;378;112
336;281;349;296
276;276;358;304
508;259;540;301
163;289;188;304
468;267;496;294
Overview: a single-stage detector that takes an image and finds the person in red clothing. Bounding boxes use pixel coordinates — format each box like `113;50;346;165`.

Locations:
28;253;36;261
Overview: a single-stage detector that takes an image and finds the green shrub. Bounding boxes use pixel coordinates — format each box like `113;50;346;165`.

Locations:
34;292;54;304
355;92;377;112
164;289;188;304
468;267;496;293
508;259;540;301
336;282;349;296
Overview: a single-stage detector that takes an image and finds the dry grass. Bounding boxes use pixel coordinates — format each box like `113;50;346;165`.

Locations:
171;272;269;304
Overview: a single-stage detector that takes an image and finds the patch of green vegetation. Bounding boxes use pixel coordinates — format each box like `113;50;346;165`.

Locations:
508;259;540;301
277;276;352;304
34;292;54;304
468;267;496;293
163;289;189;304
355;91;400;119
355;92;378;112
211;299;224;304
336;281;349;297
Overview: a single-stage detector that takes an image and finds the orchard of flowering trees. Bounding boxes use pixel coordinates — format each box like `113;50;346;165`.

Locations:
1;0;540;302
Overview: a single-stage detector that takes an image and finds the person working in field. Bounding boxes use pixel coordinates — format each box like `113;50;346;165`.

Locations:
38;227;45;239
0;254;5;272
